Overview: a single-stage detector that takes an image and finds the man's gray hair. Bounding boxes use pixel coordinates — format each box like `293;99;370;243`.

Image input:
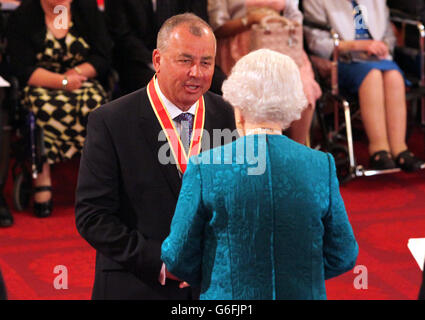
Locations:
157;13;216;52
222;49;308;130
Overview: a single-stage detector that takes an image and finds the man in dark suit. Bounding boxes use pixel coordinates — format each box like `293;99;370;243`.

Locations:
75;13;236;300
104;0;226;95
0;269;7;300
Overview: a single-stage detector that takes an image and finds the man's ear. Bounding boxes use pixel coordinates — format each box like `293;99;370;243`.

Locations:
152;49;161;73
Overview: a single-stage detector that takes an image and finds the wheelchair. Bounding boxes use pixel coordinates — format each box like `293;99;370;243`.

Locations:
2;67;119;213
302;11;425;184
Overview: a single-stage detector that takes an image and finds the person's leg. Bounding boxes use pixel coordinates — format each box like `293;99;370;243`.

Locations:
33;162;52;203
289;102;315;145
358;69;390;155
382;70;408;157
382;69;424;171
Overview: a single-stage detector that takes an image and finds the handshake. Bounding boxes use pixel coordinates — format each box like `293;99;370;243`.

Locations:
159;263;190;289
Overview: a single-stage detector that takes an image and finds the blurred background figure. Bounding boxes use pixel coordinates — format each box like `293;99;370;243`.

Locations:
104;0;226;95
6;0;112;218
207;0;322;145
161;49;358;300
303;0;424;172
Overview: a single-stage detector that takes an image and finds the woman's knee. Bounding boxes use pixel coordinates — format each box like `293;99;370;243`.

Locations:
363;69;383;84
383;69;404;86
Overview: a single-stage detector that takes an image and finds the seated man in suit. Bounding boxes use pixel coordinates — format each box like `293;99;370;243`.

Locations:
104;0;227;95
75;13;236;300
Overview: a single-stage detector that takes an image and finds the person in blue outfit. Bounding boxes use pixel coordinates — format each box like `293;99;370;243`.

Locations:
161;49;359;300
303;0;424;172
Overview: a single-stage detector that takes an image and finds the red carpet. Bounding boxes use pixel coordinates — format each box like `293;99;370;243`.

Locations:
1;129;425;300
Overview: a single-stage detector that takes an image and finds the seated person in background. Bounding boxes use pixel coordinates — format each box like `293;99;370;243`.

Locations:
161;49;358;300
303;0;424;172
6;0;112;218
104;0;226;95
207;0;322;145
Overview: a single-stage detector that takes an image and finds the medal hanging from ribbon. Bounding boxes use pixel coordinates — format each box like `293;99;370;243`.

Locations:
147;76;205;174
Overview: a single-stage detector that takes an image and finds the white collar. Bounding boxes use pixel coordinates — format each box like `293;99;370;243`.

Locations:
154;78;197;120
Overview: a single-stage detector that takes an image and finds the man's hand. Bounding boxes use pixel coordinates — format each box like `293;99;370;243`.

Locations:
165;269;190;288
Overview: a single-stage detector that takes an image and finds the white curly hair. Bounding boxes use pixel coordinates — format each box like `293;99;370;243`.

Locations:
222;49;308;130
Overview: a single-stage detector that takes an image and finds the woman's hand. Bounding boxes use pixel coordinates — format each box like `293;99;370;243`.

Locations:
246;10;271;26
364;40;389;59
64;73;87;91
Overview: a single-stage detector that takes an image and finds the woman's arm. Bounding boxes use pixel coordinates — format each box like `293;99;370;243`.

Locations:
323;154;358;280
282;0;303;24
302;0;334;59
214;10;269;38
28;68;87;91
64;62;97;79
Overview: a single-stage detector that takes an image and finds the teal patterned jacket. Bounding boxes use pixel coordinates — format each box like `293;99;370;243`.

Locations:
161;134;358;300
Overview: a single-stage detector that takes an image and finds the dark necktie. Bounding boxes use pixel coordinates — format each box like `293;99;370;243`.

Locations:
174;113;194;154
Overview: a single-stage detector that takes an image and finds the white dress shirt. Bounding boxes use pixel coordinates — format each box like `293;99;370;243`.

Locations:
154;77;197;135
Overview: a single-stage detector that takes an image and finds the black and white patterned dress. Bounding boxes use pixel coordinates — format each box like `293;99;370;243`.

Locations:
22;21;108;164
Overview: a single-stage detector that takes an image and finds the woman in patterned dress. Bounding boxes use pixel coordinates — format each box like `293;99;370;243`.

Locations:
7;0;112;217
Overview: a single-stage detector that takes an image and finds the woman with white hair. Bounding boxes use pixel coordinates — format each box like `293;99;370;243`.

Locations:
161;49;358;300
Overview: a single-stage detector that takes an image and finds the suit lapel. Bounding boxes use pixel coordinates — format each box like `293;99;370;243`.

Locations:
138;89;181;199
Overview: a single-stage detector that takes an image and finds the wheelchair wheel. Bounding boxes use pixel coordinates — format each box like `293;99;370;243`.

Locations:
328;144;351;184
13;170;32;211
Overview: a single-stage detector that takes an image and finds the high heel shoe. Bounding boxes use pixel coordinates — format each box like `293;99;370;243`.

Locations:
33;186;53;218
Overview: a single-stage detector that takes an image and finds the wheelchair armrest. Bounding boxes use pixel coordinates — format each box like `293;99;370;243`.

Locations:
303;18;332;32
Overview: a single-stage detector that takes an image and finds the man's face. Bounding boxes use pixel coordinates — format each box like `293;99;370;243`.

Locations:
153;24;216;110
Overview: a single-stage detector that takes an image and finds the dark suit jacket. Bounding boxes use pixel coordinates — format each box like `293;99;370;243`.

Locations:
104;0;207;69
75;88;235;299
0;270;6;300
103;0;226;95
6;0;112;85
